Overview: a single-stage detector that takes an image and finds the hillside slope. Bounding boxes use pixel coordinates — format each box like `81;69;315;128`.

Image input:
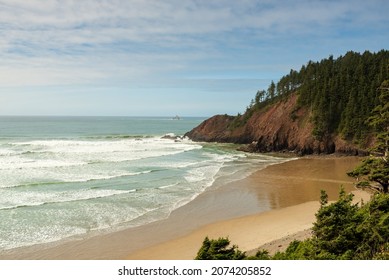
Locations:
186;51;389;155
185;93;367;155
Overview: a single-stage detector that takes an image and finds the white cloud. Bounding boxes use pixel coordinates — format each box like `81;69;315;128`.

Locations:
0;0;387;88
1;0;382;48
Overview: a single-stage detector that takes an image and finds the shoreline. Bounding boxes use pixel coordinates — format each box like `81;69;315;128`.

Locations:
126;190;369;260
127;201;321;259
0;156;365;260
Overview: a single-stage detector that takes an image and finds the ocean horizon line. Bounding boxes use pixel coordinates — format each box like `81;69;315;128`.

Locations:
0;115;209;119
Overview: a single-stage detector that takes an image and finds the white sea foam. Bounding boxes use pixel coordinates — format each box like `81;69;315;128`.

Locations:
25;138;198;165
158;183;180;189
0;137;201;189
0;188;134;210
0;129;290;251
0;166;153;189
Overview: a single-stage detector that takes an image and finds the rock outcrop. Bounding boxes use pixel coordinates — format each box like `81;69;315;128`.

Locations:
185;93;368;156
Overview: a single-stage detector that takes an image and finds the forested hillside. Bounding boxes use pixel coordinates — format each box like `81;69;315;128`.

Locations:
248;50;389;143
186;50;389;154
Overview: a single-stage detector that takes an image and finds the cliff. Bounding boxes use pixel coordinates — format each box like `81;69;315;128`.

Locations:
185;93;368;156
186;51;389;155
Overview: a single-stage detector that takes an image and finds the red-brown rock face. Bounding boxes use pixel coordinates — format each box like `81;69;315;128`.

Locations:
185;93;368;155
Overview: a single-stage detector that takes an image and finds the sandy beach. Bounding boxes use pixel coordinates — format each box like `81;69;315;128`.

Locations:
127;156;370;259
0;156;367;260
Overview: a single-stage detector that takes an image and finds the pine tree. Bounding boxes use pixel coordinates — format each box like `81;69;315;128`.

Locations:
267;80;276;100
195;237;246;260
243;51;389;145
312;188;362;258
347;79;389;193
369;80;389;157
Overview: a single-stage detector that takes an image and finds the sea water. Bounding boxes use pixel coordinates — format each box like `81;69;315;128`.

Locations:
0;116;289;251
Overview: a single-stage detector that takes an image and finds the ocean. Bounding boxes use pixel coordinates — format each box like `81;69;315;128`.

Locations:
0;116;289;252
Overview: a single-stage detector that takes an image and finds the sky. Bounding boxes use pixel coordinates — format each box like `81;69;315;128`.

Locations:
0;0;388;117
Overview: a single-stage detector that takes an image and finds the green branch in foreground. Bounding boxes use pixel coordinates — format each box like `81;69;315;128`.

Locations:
195;190;389;260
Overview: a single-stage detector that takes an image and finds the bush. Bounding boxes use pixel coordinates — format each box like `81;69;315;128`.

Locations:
195;190;389;260
195;237;246;260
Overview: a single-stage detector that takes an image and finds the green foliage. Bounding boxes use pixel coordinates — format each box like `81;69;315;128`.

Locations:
271;191;389;260
246;249;271;260
228;112;251;130
347;81;389;193
196;191;389;260
298;51;389;142
311;188;363;259
271;240;317;260
242;50;389;142
195;52;389;260
319;189;328;206
195;237;246;260
368;80;389;157
348;157;389;193
355;194;389;259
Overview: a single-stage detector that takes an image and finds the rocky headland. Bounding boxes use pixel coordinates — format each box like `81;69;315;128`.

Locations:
186;51;389;156
185;93;369;156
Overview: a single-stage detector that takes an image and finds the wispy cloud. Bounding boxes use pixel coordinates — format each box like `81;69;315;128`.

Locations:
0;0;388;115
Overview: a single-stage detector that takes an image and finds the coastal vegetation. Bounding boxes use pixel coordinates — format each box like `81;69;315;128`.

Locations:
347;80;389;193
195;190;389;260
194;51;389;260
241;50;389;145
195;87;389;260
195;237;246;260
186;50;389;155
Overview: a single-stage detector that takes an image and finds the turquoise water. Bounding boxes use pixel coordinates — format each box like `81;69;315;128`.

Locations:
0;116;289;251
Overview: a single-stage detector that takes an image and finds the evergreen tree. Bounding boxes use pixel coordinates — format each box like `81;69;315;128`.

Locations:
355;194;389;259
255;90;266;105
267;80;276;100
243;51;389;144
348;79;389;193
369;80;389;157
254;190;389;260
195;191;389;260
348;157;389;193
311;188;363;259
195;237;246;260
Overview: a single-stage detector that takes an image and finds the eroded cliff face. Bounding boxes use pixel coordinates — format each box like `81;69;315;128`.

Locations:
185;93;368;155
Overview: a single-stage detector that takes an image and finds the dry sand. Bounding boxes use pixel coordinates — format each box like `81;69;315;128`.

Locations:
0;156;368;260
127;189;369;260
127;201;321;259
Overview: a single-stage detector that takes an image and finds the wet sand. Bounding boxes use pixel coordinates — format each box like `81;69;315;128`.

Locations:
127;156;369;259
0;156;365;260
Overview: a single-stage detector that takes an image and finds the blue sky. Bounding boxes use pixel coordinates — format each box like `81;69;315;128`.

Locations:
0;0;388;117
